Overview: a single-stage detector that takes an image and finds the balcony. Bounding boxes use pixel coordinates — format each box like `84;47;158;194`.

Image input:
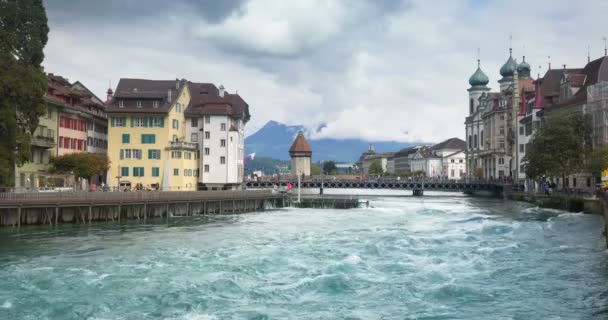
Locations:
167;141;198;150
32;135;56;149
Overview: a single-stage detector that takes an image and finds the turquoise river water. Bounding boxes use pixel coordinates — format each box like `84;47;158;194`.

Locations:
0;195;607;319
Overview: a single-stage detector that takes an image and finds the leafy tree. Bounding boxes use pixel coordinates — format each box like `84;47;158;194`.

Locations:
311;164;321;175
0;0;49;186
525;112;592;186
586;145;608;177
368;159;384;175
50;153;110;182
473;168;484;178
322;161;337;174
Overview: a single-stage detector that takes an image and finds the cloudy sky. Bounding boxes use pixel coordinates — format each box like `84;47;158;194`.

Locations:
42;0;608;143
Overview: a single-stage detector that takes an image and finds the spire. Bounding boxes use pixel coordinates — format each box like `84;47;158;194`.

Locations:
509;35;513;57
548;55;551;70
604;36;607;56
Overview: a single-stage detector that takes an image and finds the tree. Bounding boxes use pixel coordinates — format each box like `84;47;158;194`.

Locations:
525;112;592;185
322;161;337;174
0;0;49;186
368;159;384;175
586;145;608;177
50;153;110;182
311;164;321;175
473;168;484;178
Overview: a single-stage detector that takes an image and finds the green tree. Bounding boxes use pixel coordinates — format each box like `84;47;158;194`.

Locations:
322;161;337;174
525;112;592;185
311;164;321;175
0;0;49;186
586;145;608;177
50;153;110;182
473;168;484;178
368;159;384;175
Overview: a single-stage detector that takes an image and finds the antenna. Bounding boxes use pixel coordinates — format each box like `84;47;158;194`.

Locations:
548;55;551;70
509;35;513;56
604;36;607;56
477;48;480;66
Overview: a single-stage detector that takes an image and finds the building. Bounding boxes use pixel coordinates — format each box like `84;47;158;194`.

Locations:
106;78;198;191
185;82;250;190
465;48;535;179
14;73;107;191
289;131;312;176
410;138;466;178
393;145;426;173
362;152;394;175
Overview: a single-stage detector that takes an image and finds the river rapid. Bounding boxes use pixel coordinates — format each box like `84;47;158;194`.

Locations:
0;195;606;319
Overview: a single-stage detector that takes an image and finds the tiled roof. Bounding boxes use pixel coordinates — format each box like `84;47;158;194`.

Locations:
431;137;466;151
185;82;250;122
289;132;312;155
106;78;183;114
549;56;608;111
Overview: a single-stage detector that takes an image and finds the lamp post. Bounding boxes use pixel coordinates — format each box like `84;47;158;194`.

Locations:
319;160;324;196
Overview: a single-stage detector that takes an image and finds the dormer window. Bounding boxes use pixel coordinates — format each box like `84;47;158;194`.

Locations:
119;100;124;108
153;101;159;108
136;100;142;108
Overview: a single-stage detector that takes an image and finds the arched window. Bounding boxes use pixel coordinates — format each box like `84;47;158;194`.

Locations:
468;135;472;149
474;134;478;148
480;130;484;147
469;99;474;114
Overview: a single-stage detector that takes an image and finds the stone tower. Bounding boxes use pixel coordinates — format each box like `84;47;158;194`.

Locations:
289;131;312;176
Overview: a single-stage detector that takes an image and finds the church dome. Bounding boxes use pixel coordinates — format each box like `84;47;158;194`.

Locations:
517;56;531;78
500;50;517;77
469;62;490;87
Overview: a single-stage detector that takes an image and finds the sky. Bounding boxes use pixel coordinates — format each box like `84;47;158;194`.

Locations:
42;0;608;143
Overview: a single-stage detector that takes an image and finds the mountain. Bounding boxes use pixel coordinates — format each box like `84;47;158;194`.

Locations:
245;121;422;162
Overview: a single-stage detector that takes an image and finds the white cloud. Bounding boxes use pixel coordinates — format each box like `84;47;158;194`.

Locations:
42;0;608;144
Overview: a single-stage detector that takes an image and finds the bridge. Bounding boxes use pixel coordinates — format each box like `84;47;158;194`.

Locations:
245;178;505;195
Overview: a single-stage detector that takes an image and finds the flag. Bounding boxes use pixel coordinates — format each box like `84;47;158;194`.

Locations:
244;152;256;164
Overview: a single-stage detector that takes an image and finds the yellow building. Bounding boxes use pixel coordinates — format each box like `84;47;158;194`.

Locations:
106;79;198;191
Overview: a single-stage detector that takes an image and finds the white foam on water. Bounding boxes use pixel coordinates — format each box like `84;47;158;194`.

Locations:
172;313;218;320
343;254;363;265
1;301;12;309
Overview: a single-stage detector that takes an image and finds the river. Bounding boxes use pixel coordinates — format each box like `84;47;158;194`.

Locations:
0;195;606;319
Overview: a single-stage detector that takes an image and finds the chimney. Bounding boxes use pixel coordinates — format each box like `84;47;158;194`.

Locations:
175;78;180;90
168;89;172;103
219;84;225;98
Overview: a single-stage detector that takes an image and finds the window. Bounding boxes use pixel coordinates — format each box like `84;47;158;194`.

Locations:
220;156;226;164
204;115;210;123
459;159;464;163
152;167;160;177
171;151;182;159
204;147;210;155
221;123;226;131
58;136;63;148
122;134;130;144
519;144;524;153
191;118;198;127
184;152;192;160
519;126;524;135
499;127;505;136
151;117;163;127
520;165;525;172
121;167;129;177
120;149;142;160
141;134;156;144
172;119;178;129
71;139;76;149
204;164;209;172
205;131;210;139
194;169;199;177
469;99;473;114
133;167;144;177
498;158;505;165
587;177;592;187
221;139;226;147
153;101;159;108
195;151;200;160
112;117;127;127
184;169;192;177
191;133;198;142
176;103;181;112
133;117;146;127
451;169;455;177
148;149;161;160
136;100;142;108
119;100;124;108
173;168;179;176
450;159;455;163
172;135;178;142
573;178;577;187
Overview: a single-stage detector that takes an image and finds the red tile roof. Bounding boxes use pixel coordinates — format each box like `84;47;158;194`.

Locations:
289;132;312;155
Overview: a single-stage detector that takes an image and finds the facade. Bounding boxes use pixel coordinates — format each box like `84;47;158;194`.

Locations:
106;78;198;191
393;146;425;173
410;138;466;178
15;73;107;190
362;152;394;175
185;83;250;190
465;49;534;179
71;81;108;155
289;132;312;176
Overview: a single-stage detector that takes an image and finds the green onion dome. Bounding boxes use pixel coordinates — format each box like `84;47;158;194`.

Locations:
469;61;490;87
517;56;531;79
500;49;517;77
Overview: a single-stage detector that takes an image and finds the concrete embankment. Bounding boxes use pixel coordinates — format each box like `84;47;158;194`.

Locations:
506;193;602;214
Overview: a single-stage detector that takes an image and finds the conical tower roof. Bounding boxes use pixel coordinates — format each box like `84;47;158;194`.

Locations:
289;131;312;156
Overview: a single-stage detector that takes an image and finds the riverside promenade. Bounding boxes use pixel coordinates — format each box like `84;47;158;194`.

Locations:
0;190;287;227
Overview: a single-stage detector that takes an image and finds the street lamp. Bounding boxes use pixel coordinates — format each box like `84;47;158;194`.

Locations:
320;160;324;196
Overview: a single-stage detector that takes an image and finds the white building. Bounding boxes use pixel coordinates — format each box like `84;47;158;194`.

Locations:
185;83;249;190
410;138;466;178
